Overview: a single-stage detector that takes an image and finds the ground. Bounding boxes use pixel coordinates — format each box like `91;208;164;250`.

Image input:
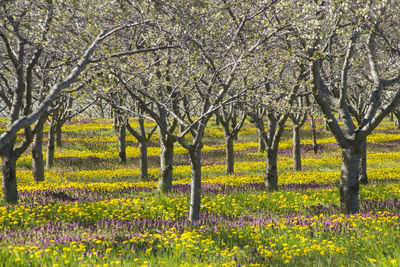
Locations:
0;117;400;266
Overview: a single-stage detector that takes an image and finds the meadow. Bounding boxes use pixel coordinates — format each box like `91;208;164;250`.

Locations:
1;117;400;266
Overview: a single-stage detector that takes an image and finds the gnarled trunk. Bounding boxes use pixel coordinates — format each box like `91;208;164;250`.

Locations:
139;141;149;181
46;123;56;169
189;148;202;221
340;147;360;214
265;147;278;190
157;140;174;193
117;124;127;164
1;142;18;204
225;136;234;174
293;126;302;171
32;116;46;182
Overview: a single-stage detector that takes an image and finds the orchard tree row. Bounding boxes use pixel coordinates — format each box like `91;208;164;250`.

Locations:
1;0;400;221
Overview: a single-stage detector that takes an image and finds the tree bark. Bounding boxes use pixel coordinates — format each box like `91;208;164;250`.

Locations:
113;117;118;131
310;115;318;153
157;139;174;193
340;147;360;214
216;108;246;176
358;139;368;185
232;116;238;141
265;147;278;190
258;136;265;153
1;142;18;204
189;148;202;221
225;136;234;174
293;126;302;171
32;115;46;182
117;123;127;164
215;114;220;126
55;122;62;147
394;111;400;129
126;116;155;182
139;141;149;181
324;119;330;131
46;123;55;169
97;103;105;118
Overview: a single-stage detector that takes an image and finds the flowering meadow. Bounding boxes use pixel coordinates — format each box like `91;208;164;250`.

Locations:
1;118;400;266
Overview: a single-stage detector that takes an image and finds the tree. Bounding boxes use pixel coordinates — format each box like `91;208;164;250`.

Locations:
0;0;154;203
394;109;400;129
126;106;157;181
289;97;308;171
215;102;247;175
249;106;267;153
112;53;181;192
117;0;280;221
305;96;320;154
248;66;307;190
299;0;400;213
46;91;94;168
107;91;129;164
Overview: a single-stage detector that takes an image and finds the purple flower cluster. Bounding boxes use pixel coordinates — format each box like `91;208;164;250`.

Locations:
18;186;154;205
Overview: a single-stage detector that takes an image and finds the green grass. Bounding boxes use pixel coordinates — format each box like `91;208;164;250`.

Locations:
1;117;400;266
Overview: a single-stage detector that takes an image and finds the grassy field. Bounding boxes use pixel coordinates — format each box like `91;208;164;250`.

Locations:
1;118;400;266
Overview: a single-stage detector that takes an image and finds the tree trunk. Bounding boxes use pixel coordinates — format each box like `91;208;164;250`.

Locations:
1;142;18;204
113;117;118;131
139;141;149;181
394;111;400;130
98;104;105;118
55;122;62;147
310;115;318;153
232;117;238;141
293;126;302;171
340;147;360;214
157;140;174;193
324;119;330;131
358;139;368;185
225;136;234;174
265;147;278;190
215;114;220;126
46;123;56;169
118;124;127;164
32;116;46;182
189;148;202;221
258;136;265;153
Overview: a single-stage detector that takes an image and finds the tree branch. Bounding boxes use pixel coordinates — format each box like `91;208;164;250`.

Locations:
0;25;126;150
311;59;349;148
89;45;181;63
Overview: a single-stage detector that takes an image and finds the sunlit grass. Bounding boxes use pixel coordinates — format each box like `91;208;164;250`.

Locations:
0;117;400;265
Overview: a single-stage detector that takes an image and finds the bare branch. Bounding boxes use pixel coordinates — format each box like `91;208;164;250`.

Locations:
89;45;181;63
0;25;126;150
